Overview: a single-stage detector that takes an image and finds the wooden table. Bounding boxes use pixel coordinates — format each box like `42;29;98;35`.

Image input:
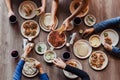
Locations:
0;0;120;80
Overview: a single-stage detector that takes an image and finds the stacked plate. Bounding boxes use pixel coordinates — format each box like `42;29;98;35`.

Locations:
39;13;58;32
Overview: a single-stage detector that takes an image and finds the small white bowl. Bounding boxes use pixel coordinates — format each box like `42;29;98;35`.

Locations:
84;14;96;26
43;50;57;63
35;42;47;54
89;35;101;48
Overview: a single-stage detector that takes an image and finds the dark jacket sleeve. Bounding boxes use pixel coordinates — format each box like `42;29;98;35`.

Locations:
13;60;25;80
64;65;90;80
111;46;120;57
39;73;49;80
93;17;120;33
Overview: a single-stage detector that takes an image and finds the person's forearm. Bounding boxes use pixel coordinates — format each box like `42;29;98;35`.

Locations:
111;46;120;57
39;71;49;80
5;0;12;12
65;65;90;80
67;0;89;21
68;4;82;21
39;68;45;74
94;17;120;32
13;60;25;80
38;66;49;80
51;0;58;21
41;0;46;11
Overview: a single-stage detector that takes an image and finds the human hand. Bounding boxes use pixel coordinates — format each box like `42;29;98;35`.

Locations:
82;28;95;38
8;11;14;18
34;60;44;74
63;18;71;29
34;60;41;69
104;43;112;51
53;58;66;69
36;7;45;16
48;19;56;31
23;43;34;57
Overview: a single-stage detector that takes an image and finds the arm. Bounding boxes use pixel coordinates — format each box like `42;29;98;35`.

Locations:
13;60;25;80
111;47;120;57
51;0;58;22
39;73;49;80
94;17;120;32
5;0;12;12
49;0;58;30
67;0;90;21
83;17;120;38
38;67;49;80
13;43;34;80
104;43;120;58
53;58;90;80
65;65;90;80
5;0;14;17
41;0;46;11
36;0;46;15
35;61;49;80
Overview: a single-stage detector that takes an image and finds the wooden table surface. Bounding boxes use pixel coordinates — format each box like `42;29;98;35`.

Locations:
0;0;120;80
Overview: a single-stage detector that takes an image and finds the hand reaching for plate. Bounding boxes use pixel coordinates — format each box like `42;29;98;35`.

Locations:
22;43;34;57
82;28;95;38
48;20;56;31
34;60;41;68
104;43;112;51
53;58;66;69
63;18;71;29
34;60;45;74
36;7;45;16
8;10;14;18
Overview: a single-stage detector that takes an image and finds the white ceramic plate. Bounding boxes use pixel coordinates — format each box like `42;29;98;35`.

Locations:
47;31;67;49
43;50;57;63
39;13;58;32
73;39;92;59
22;58;39;77
18;1;37;19
21;20;40;41
89;51;108;71
63;59;82;79
70;0;89;17
100;29;119;46
35;42;47;54
84;14;96;26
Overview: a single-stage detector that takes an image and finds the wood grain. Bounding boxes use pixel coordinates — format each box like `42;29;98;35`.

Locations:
0;0;120;80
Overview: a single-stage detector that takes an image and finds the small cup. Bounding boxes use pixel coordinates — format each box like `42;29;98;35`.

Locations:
73;17;81;26
9;15;17;24
62;51;71;61
11;50;19;58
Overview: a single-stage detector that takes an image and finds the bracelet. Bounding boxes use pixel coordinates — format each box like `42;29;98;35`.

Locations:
21;56;26;60
21;54;27;61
